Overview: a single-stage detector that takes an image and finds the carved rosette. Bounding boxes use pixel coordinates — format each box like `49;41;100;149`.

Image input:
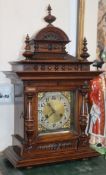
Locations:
25;92;35;147
79;81;90;147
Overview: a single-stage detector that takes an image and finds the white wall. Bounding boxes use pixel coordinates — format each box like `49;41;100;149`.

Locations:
0;72;14;151
0;0;99;151
0;0;77;71
0;104;14;150
84;0;99;61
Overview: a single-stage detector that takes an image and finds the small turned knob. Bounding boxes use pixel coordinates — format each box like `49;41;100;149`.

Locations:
23;34;33;60
80;38;90;61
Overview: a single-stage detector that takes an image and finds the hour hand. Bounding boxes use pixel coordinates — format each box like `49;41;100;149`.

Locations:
45;111;55;119
47;102;62;119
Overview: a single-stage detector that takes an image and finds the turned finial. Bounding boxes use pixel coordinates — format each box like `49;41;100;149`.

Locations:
23;34;33;60
47;4;52;15
80;38;90;61
44;4;56;25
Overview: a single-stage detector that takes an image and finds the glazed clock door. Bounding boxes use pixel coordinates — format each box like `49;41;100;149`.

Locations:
38;91;75;135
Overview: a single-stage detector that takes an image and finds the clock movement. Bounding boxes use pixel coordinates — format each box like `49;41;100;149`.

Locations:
4;5;101;167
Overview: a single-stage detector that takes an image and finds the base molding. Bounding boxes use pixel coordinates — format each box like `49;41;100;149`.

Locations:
4;146;100;168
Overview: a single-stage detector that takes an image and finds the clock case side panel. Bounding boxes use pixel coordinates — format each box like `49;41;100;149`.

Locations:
12;82;25;155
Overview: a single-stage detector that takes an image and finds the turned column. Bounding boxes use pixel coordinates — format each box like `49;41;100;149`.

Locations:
25;92;35;147
79;81;90;147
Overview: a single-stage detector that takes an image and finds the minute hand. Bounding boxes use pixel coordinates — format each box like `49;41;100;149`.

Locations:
47;102;61;118
47;102;56;113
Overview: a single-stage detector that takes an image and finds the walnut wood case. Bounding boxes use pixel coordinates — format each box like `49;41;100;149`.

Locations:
4;5;100;167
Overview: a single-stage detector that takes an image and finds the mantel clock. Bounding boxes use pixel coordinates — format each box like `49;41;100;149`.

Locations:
4;5;100;167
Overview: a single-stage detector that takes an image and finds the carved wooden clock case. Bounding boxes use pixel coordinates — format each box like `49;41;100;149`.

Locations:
4;5;100;167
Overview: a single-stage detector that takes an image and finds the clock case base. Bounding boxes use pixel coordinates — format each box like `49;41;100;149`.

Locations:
4;146;99;168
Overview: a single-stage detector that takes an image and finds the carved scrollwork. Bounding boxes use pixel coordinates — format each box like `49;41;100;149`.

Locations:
34;65;38;71
36;140;78;151
61;65;65;71
41;65;46;71
24;63;85;72
55;65;59;71
48;65;52;70
68;65;73;71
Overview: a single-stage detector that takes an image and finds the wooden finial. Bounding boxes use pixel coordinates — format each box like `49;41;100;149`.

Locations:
47;4;52;15
80;38;90;61
44;4;56;25
23;34;33;60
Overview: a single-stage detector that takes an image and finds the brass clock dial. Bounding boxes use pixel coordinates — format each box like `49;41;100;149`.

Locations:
38;91;73;133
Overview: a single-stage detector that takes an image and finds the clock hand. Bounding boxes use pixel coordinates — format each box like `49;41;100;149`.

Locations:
45;111;55;119
47;102;62;119
47;102;55;113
